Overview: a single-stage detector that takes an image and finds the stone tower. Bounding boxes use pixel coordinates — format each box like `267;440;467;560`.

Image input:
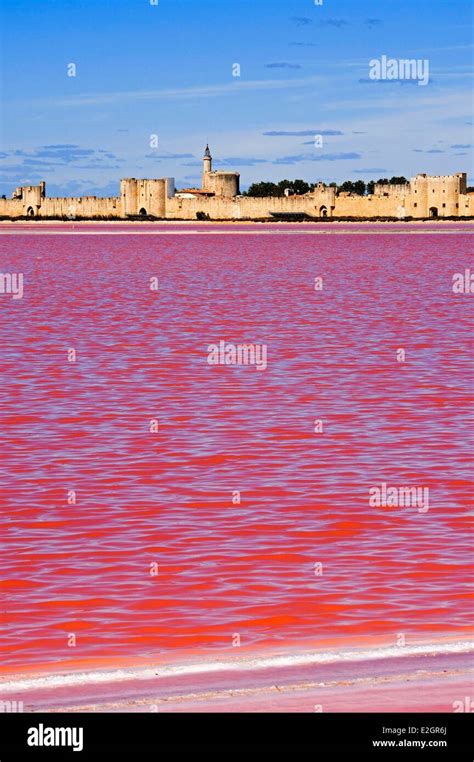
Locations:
201;143;240;197
202;144;212;188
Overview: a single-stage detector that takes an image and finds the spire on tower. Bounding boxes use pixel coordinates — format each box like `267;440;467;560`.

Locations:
204;144;212;158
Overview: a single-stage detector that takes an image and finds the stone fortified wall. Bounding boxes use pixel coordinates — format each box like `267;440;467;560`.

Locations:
0;146;472;220
167;186;335;219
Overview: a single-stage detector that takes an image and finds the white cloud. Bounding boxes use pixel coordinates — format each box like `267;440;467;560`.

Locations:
38;76;323;108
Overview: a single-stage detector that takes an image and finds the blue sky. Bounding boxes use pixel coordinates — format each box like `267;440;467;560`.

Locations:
0;0;472;195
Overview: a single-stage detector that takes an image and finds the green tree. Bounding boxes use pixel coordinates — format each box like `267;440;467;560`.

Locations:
338;180;355;194
352;180;366;196
338;180;365;196
246;181;280;197
279;179;311;195
246;179;312;197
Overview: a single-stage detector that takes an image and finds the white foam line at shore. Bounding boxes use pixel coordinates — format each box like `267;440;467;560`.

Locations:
1;641;473;694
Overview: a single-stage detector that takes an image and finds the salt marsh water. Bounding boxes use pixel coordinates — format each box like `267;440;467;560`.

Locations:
1;224;473;671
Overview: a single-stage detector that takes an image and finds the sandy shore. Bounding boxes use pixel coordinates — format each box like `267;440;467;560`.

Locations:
1;639;472;713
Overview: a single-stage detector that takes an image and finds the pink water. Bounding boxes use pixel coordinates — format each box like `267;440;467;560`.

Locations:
1;225;473;671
